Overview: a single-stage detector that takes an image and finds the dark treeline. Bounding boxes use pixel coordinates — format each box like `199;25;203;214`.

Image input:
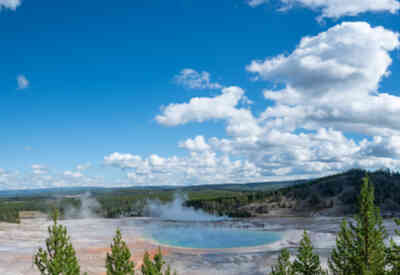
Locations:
278;169;400;211
0;188;244;223
186;169;400;217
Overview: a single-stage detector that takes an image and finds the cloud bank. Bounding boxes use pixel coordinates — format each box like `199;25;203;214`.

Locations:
109;22;400;186
0;0;20;11
247;0;400;20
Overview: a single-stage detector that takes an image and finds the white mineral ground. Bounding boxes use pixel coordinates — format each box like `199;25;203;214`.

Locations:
0;217;398;275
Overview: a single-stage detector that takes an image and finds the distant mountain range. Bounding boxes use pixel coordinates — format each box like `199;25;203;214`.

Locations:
0;179;306;198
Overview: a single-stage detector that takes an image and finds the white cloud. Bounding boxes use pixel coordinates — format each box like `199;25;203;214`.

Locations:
0;0;21;11
179;136;211;152
248;0;269;7
31;164;46;170
247;0;400;19
156;86;262;137
104;153;145;169
174;69;222;90
248;22;400;136
120;22;400;185
32;164;48;175
64;171;83;178
76;162;92;171
360;136;400;158
156;86;244;125
105;151;263;185
0;165;108;190
17;75;29;90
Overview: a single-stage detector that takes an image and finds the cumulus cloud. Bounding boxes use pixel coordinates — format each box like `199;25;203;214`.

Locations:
119;22;399;185
0;0;21;11
360;136;400;159
17;75;29;90
0;165;109;190
156;86;243;125
156;86;261;137
101;23;397;186
105;151;263;185
174;69;222;90
247;0;400;19
179;136;211;152
248;0;269;7
248;22;400;136
76;162;92;171
0;169;18;189
64;171;84;178
105;126;383;184
32;164;48;175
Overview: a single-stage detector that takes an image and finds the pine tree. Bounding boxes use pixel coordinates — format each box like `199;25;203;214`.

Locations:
153;248;164;273
329;176;387;275
141;248;176;275
387;218;400;274
141;251;160;275
34;209;84;275
105;228;135;275
328;220;354;275
270;248;293;275
293;231;326;275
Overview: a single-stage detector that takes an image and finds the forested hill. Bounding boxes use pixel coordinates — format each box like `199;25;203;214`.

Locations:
185;169;400;217
2;169;400;222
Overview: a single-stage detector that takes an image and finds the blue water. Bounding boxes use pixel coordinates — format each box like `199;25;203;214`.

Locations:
147;224;281;249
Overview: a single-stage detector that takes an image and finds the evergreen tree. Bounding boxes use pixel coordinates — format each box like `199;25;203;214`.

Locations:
106;228;135;275
293;231;326;275
387;218;400;274
141;251;160;275
34;209;84;275
329;176;387;275
270;248;293;275
328;220;354;275
141;249;176;275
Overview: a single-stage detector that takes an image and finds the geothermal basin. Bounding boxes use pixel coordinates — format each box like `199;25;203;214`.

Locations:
0;216;398;275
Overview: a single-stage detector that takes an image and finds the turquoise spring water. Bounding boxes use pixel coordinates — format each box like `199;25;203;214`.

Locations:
147;224;281;249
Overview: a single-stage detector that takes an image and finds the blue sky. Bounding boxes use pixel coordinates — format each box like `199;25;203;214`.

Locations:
1;0;400;189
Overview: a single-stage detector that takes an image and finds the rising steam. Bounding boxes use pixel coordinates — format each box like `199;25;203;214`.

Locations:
64;192;101;219
144;194;225;221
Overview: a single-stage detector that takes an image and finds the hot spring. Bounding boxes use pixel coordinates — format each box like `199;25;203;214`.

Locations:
139;196;282;249
142;222;281;249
